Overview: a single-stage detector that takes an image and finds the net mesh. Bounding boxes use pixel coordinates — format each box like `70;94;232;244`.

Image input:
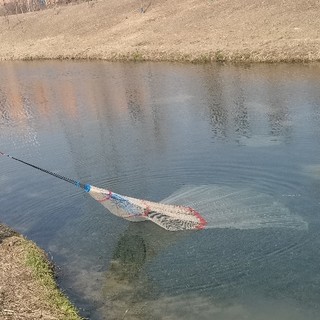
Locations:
88;186;207;231
161;185;308;231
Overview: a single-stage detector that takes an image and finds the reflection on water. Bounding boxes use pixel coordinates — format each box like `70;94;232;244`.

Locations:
1;62;320;155
1;61;320;320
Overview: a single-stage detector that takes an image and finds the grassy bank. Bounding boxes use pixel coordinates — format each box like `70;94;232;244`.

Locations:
0;0;320;62
0;223;82;320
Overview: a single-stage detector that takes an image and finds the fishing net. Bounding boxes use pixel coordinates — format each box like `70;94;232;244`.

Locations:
1;152;207;231
88;186;207;231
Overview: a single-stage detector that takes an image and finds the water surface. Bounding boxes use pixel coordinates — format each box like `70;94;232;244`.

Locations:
0;61;320;320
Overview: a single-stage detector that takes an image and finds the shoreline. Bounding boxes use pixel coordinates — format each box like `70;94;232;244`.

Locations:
1;50;319;64
0;223;82;320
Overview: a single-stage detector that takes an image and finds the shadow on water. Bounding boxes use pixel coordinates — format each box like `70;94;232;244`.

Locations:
101;222;188;320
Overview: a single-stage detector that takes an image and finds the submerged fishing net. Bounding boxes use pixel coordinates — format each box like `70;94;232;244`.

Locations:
88;186;207;231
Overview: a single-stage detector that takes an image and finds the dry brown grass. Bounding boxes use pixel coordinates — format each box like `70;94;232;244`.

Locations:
0;224;82;320
0;0;319;62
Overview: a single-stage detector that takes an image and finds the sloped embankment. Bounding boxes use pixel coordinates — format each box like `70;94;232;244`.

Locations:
0;0;320;62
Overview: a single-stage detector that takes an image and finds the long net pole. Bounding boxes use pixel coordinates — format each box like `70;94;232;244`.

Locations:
0;151;91;192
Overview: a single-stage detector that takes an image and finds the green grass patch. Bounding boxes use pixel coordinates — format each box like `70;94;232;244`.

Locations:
24;240;83;320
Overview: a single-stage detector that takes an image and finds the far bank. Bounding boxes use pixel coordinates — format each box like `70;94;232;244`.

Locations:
0;0;320;63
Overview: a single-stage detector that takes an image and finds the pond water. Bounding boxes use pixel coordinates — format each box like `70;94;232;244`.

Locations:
1;61;320;320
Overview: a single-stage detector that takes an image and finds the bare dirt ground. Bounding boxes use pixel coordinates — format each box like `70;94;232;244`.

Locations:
0;0;320;62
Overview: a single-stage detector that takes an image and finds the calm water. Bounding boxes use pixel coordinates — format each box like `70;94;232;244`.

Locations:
1;61;320;320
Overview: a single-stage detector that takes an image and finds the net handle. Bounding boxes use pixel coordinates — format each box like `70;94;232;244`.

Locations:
0;151;91;192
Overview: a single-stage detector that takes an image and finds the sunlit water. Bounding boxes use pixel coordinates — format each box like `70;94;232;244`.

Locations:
1;61;320;320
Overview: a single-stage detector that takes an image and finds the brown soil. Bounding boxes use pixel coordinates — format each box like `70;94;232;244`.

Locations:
0;223;81;320
0;0;320;62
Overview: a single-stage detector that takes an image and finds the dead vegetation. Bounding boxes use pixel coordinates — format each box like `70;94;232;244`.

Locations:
0;0;319;62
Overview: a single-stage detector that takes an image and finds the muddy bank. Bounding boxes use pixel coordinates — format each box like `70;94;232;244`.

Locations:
0;0;320;62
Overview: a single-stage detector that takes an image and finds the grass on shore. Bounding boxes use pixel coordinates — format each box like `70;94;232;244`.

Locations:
23;239;83;319
0;223;83;320
8;48;318;64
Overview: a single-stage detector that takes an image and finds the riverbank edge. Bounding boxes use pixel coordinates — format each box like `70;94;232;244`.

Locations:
0;222;83;320
0;49;319;64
